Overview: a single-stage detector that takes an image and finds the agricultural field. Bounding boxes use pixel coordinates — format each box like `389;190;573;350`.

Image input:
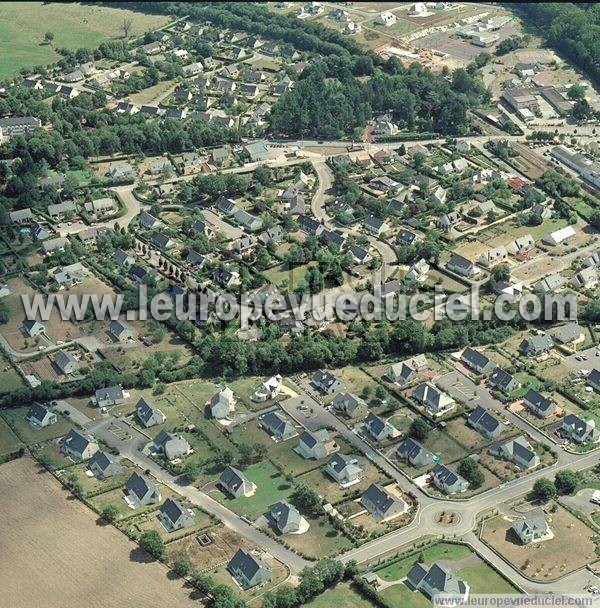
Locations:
0;2;170;79
0;457;197;608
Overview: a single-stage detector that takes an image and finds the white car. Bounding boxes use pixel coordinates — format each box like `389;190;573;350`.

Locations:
590;491;600;505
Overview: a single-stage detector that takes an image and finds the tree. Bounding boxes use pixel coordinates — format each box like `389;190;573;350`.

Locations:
409;418;429;442
567;84;586;100
44;32;54;44
121;17;133;38
532;477;556;501
554;470;578;495
100;503;120;523
171;551;192;577
290;483;322;517
139;529;165;559
181;460;201;483
457;458;485;488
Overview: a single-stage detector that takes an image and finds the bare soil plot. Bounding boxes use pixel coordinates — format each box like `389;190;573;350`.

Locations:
0;457;197;608
481;503;598;579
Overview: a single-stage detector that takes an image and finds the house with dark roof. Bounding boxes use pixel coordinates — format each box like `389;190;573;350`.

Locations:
295;429;337;460
60;429;99;461
519;334;554;357
431;463;469;495
560;414;600;445
588;369;600;392
523;389;555;418
445;254;480;279
53;350;80;375
125;472;161;508
258;410;296;442
387;355;428;385
107;320;133;342
159;499;195;531
468;405;506;439
396;437;433;467
489;435;539;469
227;549;271;590
331;392;368;419
219;466;256;498
88;451;122;479
460;348;496;375
405;562;469;601
136;397;166;428
269;501;308;534
551;323;585;349
488;367;520;393
152;430;191;461
413;382;455;416
311;370;344;395
27;403;57;428
21;317;45;337
364;412;396;442
94;385;125;409
361;483;408;522
511;510;550;545
325;453;363;487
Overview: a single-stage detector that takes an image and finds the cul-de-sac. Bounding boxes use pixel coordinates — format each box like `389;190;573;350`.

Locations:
1;2;600;607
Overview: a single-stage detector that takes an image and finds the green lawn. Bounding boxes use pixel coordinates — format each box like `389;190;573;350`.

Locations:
0;364;24;394
456;563;518;594
1;407;71;445
213;461;293;519
0;417;22;455
0;2;170;80
304;583;376;608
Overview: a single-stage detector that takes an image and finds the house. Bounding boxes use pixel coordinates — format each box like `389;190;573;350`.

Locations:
364;214;389;236
54;350;80;375
84;197;115;215
468;405;506;439
214;267;241;288
139;211;162;230
125;472;161;508
376;10;397;25
152;430;191;461
159;499;195;532
31;222;50;241
231;235;256;255
431;185;447;205
581;253;600;269
588;369;600;392
210;387;235;420
397;437;433;467
387;355;428;385
445;254;480;279
431;463;469;495
406;259;430;283
560;414;600;445
269;501;308;534
148;158;173;176
460;347;496;374
413;382;455;416
370;176;400;193
26;403;57;428
296;429;337;460
244;141;269;163
361;483;408;522
571;267;598;290
128;264;148;284
406;562;469;602
219;466;256;498
311;369;343;395
0;116;41;140
490;435;539;469
136;397;166;428
488;367;520;393
523;389;556;418
258;410;296;441
21;317;45;337
396;229;420;247
533;273;567;293
227;549;271;590
374;279;401;300
332;393;368;419
551;323;585;349
511;510;550;545
325;453;363;487
151;231;175;250
364;412;395;442
543;225;576;246
60;429;99;461
41;237;68;255
234;208;263;232
107;320;133;342
108;163;136;182
211;147;230;165
508;234;535;259
113;249;135;268
477;246;508;268
88;451;122;479
47;200;77;218
518;334;554;357
349;245;372;265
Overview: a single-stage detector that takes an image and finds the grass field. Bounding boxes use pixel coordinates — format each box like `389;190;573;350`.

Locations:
0;2;170;80
0;407;71;445
0;457;197;608
304;583;376;608
0;356;23;393
0;417;22;455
